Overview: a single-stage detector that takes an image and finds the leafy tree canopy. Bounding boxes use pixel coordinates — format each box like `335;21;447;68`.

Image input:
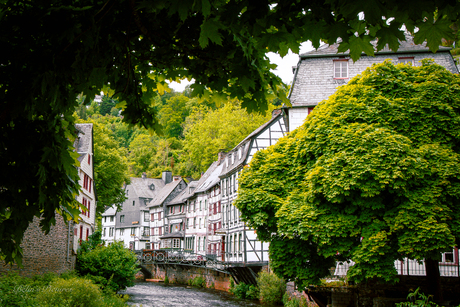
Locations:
1;0;459;264
235;60;460;289
183;102;271;177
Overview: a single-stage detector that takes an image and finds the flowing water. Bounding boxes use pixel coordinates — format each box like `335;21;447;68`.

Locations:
121;281;263;307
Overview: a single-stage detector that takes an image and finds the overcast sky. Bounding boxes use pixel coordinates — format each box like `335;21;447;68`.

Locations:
168;42;314;92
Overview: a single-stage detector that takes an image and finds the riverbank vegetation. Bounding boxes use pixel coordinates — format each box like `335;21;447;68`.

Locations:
76;231;138;293
0;272;129;307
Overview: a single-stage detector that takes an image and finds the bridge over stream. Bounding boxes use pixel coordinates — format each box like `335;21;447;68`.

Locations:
135;249;267;285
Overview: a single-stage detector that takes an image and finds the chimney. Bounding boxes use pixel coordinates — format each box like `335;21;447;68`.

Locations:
162;171;172;184
173;176;181;181
217;151;226;165
272;109;281;118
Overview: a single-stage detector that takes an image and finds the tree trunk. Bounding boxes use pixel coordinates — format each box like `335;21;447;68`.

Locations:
425;258;443;302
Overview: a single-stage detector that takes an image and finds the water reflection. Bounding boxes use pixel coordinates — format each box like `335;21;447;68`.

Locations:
121;281;262;307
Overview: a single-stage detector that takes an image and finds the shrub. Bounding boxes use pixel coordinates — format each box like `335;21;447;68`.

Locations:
0;273;41;307
188;276;206;288
257;271;286;304
230;282;259;300
283;292;311;307
164;275;169;285
35;277;103;307
76;239;138;293
395;288;439;307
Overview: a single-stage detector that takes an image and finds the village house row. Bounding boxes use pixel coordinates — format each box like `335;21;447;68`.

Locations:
101;36;459;266
3;35;457;277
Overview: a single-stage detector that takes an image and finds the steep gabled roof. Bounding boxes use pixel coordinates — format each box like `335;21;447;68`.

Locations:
195;161;224;193
129;177;165;199
300;35;452;59
102;205;117;216
74;123;92;162
147;179;183;207
220;109;284;177
168;180;199;205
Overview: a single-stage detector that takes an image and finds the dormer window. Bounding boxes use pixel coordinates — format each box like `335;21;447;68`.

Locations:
334;59;348;79
399;57;414;65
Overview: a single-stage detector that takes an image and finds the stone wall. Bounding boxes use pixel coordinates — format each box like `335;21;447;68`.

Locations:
143;263;231;291
0;215;75;277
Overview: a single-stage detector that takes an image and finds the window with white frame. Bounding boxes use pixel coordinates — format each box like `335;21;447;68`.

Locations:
131;227;136;235
120;228;124;236
172;238;181;248
144;211;149;222
109;227;114;237
334;59;348;78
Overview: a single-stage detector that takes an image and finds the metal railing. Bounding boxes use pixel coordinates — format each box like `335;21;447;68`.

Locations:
135;248;228;273
335;258;460;277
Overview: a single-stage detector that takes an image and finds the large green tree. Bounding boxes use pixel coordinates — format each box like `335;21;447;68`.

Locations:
89;120;131;215
183;103;270;177
235;61;460;298
1;0;459;264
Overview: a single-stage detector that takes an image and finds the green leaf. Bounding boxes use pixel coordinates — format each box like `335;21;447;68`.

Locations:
199;18;223;48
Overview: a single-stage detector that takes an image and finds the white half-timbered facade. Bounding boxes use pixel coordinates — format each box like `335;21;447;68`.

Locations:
219;109;287;265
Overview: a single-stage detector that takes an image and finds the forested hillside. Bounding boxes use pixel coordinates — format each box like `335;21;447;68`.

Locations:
75;87;277;188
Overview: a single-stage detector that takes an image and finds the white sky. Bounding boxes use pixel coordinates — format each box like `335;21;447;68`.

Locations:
168;42;314;92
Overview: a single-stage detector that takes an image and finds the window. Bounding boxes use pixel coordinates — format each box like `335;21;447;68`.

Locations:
120;215;124;223
173;238;180;248
144;212;149;222
120;228;124;236
399;57;414;65
205;199;207;210
103;228;106;237
133;200;135;206
145;243;151;250
199;201;202;211
109;227;114;237
334;59;348;78
131;227;135;235
110;216;114;222
143;227;149;236
193;217;196;228
104;217;107;223
86;228;89;241
198;237;201;251
239;233;243;252
199;218;201;229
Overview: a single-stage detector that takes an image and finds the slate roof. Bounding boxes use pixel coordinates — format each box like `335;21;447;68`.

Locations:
195;161;224;193
102;205;117;216
147;179;183;207
300;34;452;58
74;123;92;162
220;109;284;177
168;180;199;205
129;177;165;199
